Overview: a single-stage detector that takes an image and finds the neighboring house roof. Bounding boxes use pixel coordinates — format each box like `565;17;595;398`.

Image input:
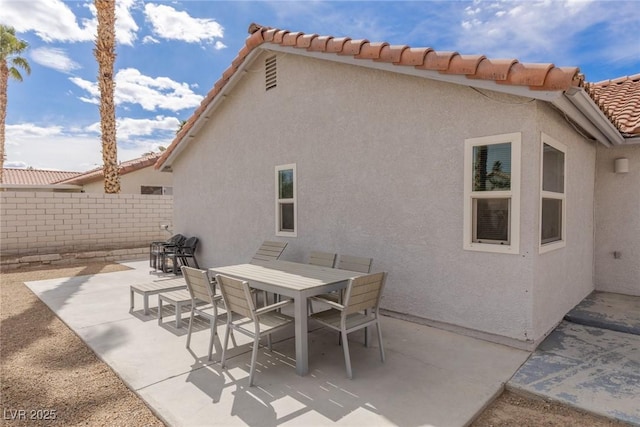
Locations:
2;168;82;185
585;74;640;136
156;23;638;171
57;153;163;185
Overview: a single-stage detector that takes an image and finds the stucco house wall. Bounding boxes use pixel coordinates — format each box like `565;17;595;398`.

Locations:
595;143;640;296
82;165;173;194
169;51;601;345
531;102;596;339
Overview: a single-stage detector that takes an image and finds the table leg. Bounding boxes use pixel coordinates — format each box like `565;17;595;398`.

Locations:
158;297;163;325
175;302;182;329
144;293;150;316
130;288;134;312
294;295;309;376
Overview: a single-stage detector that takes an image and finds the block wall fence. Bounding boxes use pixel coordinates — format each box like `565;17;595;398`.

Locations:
1;192;173;266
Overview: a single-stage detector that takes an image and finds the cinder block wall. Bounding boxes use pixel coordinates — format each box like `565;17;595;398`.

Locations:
0;192;173;256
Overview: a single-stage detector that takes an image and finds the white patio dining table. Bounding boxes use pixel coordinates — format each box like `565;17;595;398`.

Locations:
209;260;366;376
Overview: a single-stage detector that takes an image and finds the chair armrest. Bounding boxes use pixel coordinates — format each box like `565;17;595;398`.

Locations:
309;296;344;311
255;299;293;316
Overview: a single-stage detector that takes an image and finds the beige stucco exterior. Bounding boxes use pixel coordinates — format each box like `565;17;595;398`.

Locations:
167;51;609;348
595;144;640;296
82;165;173;194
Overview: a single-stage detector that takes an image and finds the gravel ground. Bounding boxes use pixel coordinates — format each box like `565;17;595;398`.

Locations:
1;263;165;427
0;262;629;426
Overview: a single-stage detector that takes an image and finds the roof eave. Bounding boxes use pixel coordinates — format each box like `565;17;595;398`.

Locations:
555;87;625;146
264;43;564;102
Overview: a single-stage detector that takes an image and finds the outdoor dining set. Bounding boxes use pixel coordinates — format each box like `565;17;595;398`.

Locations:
131;238;388;386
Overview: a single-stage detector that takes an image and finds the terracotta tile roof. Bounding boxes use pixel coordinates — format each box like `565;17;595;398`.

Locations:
2;168;82;185
585;74;640;136
157;23;631;169
57;153;163;185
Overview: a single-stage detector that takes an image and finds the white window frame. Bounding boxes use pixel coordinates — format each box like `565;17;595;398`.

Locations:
275;164;297;237
463;132;521;254
539;133;566;253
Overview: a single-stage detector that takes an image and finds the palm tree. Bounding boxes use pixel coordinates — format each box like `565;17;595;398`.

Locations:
0;25;31;183
94;0;120;193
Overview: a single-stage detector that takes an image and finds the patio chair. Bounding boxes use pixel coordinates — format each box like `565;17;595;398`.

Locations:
250;240;288;264
337;255;373;274
182;266;225;361
165;236;199;274
309;254;372;314
309;272;387;379
215;273;294;387
308;251;337;268
150;233;186;271
250;240;288;304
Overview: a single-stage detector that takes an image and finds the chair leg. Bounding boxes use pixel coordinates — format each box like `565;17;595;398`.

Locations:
186;306;195;349
376;321;385;363
221;325;231;368
249;335;261;387
267;334;272;351
208;305;218;361
341;330;352;379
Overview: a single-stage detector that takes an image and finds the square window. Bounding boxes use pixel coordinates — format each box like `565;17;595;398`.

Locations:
473;143;512;191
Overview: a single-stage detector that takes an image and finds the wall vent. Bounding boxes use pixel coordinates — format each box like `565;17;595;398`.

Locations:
265;56;277;91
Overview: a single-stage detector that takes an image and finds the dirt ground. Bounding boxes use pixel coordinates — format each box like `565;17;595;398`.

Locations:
0;262;628;426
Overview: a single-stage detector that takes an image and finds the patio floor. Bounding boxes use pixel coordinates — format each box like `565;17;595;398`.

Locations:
508;292;640;425
25;260;530;427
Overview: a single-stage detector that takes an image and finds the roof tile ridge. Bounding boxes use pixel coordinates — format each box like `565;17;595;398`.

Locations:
326;37;351;53
398;47;434;66
338;38;368;56
355;41;389;60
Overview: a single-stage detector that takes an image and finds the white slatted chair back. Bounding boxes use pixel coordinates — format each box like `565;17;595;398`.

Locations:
337;255;373;273
216;274;255;319
343;272;386;315
182;266;213;303
308;251;337;268
250;240;288;264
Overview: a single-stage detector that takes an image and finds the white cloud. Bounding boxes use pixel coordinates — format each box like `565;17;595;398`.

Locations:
5;121;176;171
214;41;227;50
116;116;181;138
5;123;64;139
85;115;180;139
144;3;224;43
5;123;100;171
0;0;138;46
30;47;80;74
453;0;633;65
0;0;94;42
142;35;160;44
69;68;203;112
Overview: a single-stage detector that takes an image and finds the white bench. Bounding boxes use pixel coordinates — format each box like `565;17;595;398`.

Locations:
158;289;209;329
130;279;187;315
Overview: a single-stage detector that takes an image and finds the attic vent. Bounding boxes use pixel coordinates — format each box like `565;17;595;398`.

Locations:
265;55;277;91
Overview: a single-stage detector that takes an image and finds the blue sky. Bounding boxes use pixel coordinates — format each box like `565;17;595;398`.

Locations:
2;0;639;172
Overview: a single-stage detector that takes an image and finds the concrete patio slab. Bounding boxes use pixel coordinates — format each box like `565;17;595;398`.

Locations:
25;260;530;427
508;321;640;425
564;291;640;336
